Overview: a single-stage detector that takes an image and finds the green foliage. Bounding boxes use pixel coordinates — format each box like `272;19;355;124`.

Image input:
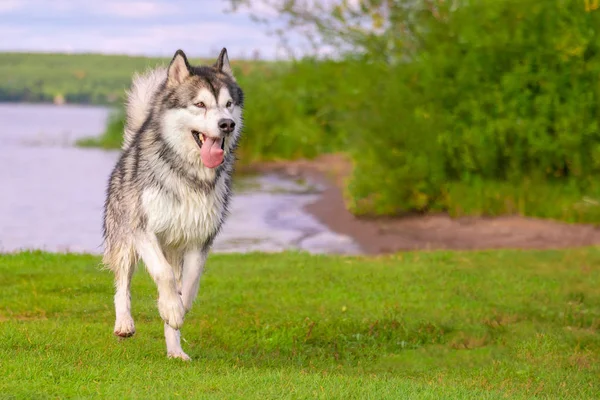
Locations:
431;0;600;184
238;60;348;162
0;52;276;105
344;0;600;221
0;53;159;105
2;249;600;397
341;61;447;215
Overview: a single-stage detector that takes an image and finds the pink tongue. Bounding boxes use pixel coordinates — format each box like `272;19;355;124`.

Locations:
200;137;224;168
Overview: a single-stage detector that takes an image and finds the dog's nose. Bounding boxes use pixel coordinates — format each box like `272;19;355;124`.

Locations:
218;119;236;134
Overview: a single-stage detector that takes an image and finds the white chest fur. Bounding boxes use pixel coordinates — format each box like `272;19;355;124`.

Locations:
141;176;228;248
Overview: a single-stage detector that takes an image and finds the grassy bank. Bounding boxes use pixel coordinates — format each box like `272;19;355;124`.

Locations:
2;250;600;398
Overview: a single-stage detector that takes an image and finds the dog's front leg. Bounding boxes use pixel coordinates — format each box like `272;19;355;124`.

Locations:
163;322;189;360
162;248;208;361
181;247;208;312
135;231;186;334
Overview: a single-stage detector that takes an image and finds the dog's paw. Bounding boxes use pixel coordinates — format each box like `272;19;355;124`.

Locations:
158;295;185;329
167;350;191;361
114;315;136;337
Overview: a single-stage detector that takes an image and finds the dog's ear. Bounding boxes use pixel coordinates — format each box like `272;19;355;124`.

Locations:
214;47;235;80
167;49;191;86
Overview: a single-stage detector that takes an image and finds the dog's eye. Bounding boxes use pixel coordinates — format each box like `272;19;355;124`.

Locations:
195;102;206;108
226;101;232;108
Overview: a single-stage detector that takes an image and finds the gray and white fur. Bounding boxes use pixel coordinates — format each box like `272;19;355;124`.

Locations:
102;48;244;360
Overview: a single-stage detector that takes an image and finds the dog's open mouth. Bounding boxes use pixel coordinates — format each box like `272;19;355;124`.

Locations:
191;130;225;169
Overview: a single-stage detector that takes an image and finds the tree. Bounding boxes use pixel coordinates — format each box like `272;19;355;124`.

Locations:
227;0;445;62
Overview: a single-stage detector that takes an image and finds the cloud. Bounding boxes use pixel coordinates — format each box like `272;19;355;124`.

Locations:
89;1;180;19
0;0;23;13
232;1;279;18
0;21;286;59
0;0;311;60
0;0;181;19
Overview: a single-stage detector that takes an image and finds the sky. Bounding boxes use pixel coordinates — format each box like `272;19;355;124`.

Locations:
0;0;301;60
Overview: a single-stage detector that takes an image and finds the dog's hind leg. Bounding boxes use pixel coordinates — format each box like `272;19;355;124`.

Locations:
108;242;137;338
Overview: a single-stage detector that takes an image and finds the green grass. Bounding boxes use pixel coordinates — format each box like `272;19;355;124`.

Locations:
443;179;600;223
2;250;600;398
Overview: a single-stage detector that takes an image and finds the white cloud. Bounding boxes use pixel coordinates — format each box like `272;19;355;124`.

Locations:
0;0;313;60
0;21;287;59
0;0;180;18
90;1;179;19
233;1;279;18
0;0;23;13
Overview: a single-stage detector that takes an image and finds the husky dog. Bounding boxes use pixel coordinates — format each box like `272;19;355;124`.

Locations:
102;48;243;360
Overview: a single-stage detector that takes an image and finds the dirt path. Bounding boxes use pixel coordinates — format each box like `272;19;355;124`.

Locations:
239;154;600;255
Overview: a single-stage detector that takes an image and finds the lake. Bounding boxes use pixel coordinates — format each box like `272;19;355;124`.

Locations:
0;103;361;255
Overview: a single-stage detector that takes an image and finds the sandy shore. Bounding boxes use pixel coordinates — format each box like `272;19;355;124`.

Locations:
239;154;600;255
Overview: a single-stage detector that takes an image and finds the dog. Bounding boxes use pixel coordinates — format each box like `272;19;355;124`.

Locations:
102;48;244;360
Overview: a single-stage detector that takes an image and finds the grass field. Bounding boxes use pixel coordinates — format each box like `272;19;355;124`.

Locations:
1;250;600;398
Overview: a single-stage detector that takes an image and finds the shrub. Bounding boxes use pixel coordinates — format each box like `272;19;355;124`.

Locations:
236;59;348;162
345;0;600;222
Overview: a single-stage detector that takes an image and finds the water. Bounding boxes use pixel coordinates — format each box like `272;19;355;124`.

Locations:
0;103;361;255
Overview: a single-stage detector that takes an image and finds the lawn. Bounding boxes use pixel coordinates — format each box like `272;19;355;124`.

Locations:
1;249;600;399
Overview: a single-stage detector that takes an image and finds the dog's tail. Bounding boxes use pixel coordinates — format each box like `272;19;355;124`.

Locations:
122;66;167;150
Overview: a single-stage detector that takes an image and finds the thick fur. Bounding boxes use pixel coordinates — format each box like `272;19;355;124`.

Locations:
102;48;244;360
123;66;167;150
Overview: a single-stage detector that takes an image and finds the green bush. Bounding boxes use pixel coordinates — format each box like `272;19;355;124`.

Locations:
345;0;600;222
236;60;348;162
340;61;446;215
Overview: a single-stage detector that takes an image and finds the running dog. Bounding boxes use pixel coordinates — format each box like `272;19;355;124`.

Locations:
102;48;244;360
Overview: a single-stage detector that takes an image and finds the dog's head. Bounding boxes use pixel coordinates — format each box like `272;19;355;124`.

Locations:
160;48;244;169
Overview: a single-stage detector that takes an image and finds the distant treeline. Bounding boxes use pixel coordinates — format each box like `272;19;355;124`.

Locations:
0;52;276;105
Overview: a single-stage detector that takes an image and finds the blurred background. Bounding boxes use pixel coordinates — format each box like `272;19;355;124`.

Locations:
2;0;600;255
